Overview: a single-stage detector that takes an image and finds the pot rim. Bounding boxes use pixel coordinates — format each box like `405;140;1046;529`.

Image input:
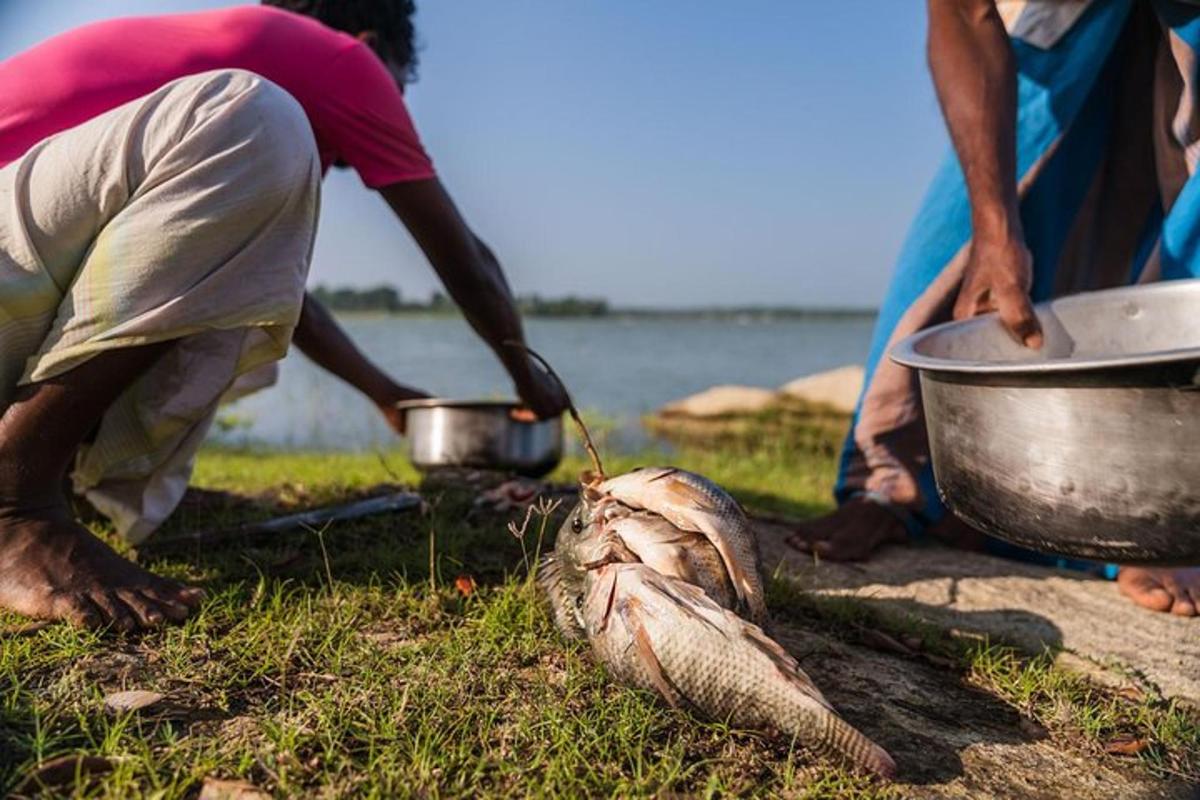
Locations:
891;281;1200;375
394;398;524;412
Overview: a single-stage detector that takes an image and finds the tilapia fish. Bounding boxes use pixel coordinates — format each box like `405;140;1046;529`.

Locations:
596;467;768;625
583;562;896;780
537;494;896;779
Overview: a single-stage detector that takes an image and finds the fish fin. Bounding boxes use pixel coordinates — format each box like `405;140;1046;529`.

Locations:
737;622;895;778
586;566;620;636
640;570;731;639
740;625;834;711
535;553;558;588
621;597;688;709
819;713;898;780
644;467;679;483
661;475;718;512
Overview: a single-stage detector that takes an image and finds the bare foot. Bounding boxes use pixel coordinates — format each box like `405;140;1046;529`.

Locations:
0;506;204;630
1118;566;1199;616
786;498;988;562
786;498;908;561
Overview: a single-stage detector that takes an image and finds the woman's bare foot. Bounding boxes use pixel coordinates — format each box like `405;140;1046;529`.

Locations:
785;498;909;560
787;498;987;561
0;506;203;630
1118;567;1199;617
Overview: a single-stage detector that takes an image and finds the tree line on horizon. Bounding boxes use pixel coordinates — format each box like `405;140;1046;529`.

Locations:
310;284;874;319
311;284;609;317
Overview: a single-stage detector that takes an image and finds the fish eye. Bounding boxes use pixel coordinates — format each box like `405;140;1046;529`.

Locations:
575;595;584;609
571;515;584;534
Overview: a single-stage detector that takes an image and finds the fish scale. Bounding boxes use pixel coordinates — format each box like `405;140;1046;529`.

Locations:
584;563;896;779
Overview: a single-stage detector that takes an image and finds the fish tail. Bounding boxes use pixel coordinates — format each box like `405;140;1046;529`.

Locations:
813;711;896;780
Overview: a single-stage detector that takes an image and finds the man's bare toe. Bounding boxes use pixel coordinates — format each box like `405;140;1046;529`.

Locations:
52;593;103;629
1119;580;1173;612
176;585;206;608
1170;590;1197;617
115;589;166;627
813;536;869;561
139;586;195;621
91;591;140;632
0;509;201;630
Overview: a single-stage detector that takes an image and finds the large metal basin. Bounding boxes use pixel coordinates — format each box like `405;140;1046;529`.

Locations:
891;280;1200;565
397;399;563;477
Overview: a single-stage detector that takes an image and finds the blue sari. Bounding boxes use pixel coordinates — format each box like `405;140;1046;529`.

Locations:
837;1;1200;575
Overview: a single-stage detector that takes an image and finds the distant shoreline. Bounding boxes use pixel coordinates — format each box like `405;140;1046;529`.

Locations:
311;285;877;321
327;307;878;322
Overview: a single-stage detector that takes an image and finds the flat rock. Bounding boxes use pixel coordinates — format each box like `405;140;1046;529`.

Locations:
658;385;778;418
776;621;1192;799
755;519;1200;703
778;364;864;413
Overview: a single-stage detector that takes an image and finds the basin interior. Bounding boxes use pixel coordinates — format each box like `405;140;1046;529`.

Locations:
897;280;1200;372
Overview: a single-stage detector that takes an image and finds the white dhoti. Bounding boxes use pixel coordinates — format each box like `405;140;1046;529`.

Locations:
0;69;321;542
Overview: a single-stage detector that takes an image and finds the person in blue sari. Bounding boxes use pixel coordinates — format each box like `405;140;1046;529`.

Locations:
790;0;1199;616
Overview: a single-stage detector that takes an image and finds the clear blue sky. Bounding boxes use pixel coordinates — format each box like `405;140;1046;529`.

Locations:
0;1;948;308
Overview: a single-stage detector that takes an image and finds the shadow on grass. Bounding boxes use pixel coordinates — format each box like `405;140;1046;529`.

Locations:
133;476;1068;789
141;474;567;591
767;583;1058;787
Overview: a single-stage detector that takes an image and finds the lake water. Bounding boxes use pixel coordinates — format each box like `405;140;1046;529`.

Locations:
218;315;877;449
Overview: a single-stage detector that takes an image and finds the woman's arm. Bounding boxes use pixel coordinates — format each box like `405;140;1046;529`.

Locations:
378;177;568;417
292;293;429;433
928;0;1042;347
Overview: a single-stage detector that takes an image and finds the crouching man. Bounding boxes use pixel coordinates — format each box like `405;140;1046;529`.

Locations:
0;2;569;631
0;71;316;630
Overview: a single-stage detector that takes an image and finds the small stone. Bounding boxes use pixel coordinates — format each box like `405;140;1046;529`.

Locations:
104;689;164;714
198;778;272;799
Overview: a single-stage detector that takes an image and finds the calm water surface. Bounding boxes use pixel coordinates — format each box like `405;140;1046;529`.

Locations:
218;315;875;449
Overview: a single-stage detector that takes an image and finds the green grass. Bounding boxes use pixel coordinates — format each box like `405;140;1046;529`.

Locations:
1;410;1196;797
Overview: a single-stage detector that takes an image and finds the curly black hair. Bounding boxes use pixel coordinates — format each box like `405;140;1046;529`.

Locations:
262;0;418;83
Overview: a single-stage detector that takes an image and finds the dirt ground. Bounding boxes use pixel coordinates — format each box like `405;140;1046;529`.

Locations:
756;518;1200;799
756;520;1200;702
780;618;1191;799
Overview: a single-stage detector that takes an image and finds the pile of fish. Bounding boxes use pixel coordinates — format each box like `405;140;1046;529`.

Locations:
538;466;896;780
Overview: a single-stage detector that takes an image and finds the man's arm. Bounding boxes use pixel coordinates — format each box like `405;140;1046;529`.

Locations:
293;293;429;433
928;0;1042;347
379;178;568;417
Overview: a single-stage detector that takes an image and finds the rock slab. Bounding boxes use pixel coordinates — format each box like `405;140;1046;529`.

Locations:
778;364;864;413
756;519;1200;704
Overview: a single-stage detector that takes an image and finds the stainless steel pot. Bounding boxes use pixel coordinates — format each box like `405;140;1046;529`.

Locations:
891;280;1200;565
397;399;563;477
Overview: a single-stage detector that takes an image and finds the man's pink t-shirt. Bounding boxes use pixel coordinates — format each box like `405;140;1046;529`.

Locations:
0;5;435;188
